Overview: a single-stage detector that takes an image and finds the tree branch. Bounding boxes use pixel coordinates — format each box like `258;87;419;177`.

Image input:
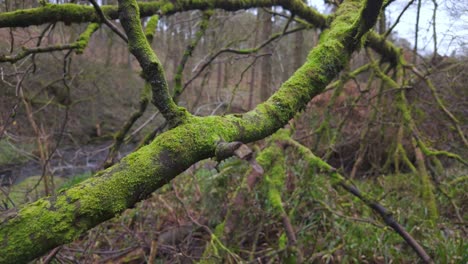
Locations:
88;0;128;42
118;0;189;127
0;23;99;63
174;10;212;100
0;0;400;64
282;137;434;264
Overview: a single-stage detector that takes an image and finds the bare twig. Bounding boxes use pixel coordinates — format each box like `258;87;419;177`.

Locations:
88;0;128;43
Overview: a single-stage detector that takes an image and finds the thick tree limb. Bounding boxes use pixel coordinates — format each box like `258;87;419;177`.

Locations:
0;0;383;263
0;1;318;28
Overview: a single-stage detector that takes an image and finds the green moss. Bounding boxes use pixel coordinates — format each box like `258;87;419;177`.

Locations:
140;81;152;100
256;138;287;214
0;136;180;263
200;220;229;264
144;15;159;41
0;192;80;263
0;4;104;28
120;0;191;126
75;23;99;54
278;233;287;249
238;2;364;138
417;139;466;164
173;10;211;99
159;2;174;14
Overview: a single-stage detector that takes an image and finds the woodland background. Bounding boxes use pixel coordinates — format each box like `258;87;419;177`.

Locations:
0;0;466;263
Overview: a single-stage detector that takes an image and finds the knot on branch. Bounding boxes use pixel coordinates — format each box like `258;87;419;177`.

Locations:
166;107;191;128
215;141;250;161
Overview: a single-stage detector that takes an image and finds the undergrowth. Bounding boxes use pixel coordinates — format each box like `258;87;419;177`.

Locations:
39;152;467;263
0;139;34;166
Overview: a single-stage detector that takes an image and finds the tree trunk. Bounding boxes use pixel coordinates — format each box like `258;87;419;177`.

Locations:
248;11;261;109
260;7;273;102
294;24;304;70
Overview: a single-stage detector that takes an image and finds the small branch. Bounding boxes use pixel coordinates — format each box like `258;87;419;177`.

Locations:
137;121;167;149
185;25;306;90
102;83;151;168
0;23;99;63
316;200;385;228
430;0;438;60
337;178;433;263
172;182;242;262
126;111;161;141
373;63;467;165
281;137;434;264
144;15;159;43
88;0;128;43
413;0;422;63
42;246;62;264
225;54;269;114
408;65;468;148
173;10;212;100
102;18;160;168
383;0;415;39
119;0;189;127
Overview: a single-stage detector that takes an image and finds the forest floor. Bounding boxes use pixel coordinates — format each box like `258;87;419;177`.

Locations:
2;148;466;263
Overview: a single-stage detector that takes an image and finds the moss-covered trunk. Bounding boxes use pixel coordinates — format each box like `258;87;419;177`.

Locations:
0;0;383;263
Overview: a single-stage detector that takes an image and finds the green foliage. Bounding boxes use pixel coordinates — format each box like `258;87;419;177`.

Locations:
29;149;465;263
75;23;99;54
0;176;66;206
0;140;33;166
57;171;92;192
197;158;249;224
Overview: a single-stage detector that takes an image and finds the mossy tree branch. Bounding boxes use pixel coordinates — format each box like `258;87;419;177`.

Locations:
102;15;159;168
281;136;433;263
0;1;315;29
174;10;212;100
255;130;302;262
372;63;466;166
408;65;468;148
88;0;128;42
118;0;189;127
0;0;383;263
0;0;400;64
208;135;302;262
372;62;440;222
0;23;99;63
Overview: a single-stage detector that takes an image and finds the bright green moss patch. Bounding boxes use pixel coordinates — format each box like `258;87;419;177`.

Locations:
75;23;99;54
144;15;159;41
256;135;287;214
